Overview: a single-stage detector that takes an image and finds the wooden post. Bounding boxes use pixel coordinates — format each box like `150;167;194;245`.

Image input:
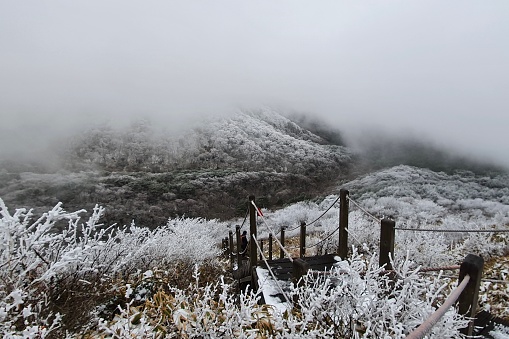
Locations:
280;227;285;259
379;218;395;270
457;254;484;337
339;189;349;259
249;196;257;269
292;258;310;287
300;222;306;258
268;233;273;261
229;231;234;268
236;225;241;269
223;238;229;255
259;240;264;260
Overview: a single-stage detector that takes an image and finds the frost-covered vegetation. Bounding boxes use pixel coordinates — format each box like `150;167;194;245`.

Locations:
1;109;508;337
0;109;353;224
0;199;470;338
1;165;508;337
61;108;352;175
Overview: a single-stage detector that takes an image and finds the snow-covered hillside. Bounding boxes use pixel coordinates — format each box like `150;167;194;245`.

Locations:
64;108;352;176
2;164;508;337
266;166;509;264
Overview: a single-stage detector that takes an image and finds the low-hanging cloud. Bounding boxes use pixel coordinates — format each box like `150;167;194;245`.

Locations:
0;0;508;168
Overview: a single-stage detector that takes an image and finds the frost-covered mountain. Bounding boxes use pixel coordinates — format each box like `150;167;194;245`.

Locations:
344;165;509;222
1;108;508;228
0;109;354;225
63;108;352;176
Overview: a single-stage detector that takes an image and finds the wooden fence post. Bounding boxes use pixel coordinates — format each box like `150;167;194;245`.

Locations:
236;225;241;268
259;240;264;260
292;258;310;287
300;222;306;258
457;254;484;337
280;227;285;259
339;189;349;259
249;195;257;269
229;231;234;269
268;233;273;261
379;218;395;270
223;238;229;255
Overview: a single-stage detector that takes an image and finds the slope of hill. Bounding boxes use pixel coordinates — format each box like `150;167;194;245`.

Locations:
0;109;353;225
343;165;509;223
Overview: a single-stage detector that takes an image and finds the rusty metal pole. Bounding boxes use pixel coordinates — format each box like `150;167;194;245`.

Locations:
339;189;349;259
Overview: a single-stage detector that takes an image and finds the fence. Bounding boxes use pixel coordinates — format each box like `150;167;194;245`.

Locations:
222;190;508;336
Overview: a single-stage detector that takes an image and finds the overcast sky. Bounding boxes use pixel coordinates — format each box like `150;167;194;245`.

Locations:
0;1;508;166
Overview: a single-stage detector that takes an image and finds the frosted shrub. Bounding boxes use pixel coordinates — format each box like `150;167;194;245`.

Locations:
289;250;467;338
0;199;222;336
95;250;467;338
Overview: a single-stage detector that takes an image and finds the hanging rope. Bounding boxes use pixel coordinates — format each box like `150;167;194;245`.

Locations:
417;265;461;273
395;227;509;233
406;274;471;339
306;196;340;227
239;207;249;230
305;225;340;249
380;265;461;276
252;235;292;305
285;196;341;232
344;227;362;247
347;197;382;223
252;201;294;262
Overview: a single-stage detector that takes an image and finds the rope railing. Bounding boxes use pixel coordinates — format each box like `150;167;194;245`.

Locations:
406;274;471;339
286;196;341;232
395;227;509;233
347;197;382;223
419;271;509;285
380;265;461;276
239;208;249;230
252;201;294;262
306;196;340;227
305;225;340;249
344;227;368;250
252;235;292;305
